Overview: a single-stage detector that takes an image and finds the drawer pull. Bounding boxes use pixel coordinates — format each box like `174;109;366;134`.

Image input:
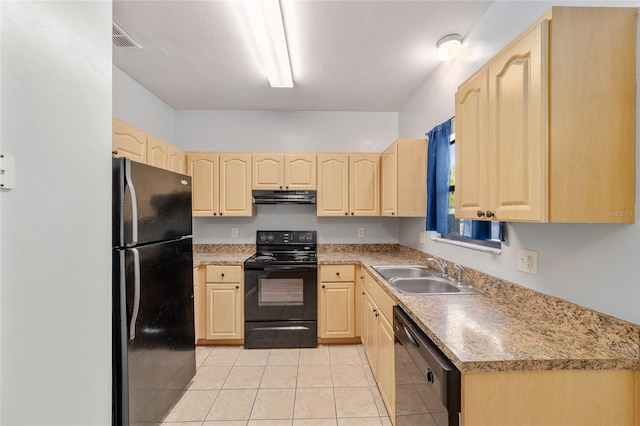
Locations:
322;284;326;288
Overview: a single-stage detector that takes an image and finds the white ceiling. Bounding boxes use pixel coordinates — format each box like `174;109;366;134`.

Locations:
113;0;493;112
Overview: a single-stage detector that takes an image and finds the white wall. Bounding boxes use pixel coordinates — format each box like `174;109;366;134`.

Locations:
399;0;640;325
194;204;399;244
1;2;112;424
176;109;398;152
113;65;176;143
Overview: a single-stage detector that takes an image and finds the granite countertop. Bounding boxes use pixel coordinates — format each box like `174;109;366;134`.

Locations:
194;244;640;373
319;249;640;373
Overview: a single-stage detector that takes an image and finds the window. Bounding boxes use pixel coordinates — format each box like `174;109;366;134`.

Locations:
443;134;503;250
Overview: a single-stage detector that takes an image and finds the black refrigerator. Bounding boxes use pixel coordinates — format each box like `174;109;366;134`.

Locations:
112;158;196;426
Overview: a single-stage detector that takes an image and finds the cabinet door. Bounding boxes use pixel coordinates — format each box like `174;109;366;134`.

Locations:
168;145;187;174
112;118;147;163
455;68;489;220
349;154;380;216
362;290;379;377
377;313;395;420
285;154;317;190
252;154;284;190
188;153;219;217
205;283;243;340
381;144;397;217
219;153;253;216
147;135;169;170
317;154;349;216
319;281;355;339
193;266;206;342
487;21;548;222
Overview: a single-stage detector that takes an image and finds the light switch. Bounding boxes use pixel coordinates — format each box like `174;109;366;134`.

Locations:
0;153;16;190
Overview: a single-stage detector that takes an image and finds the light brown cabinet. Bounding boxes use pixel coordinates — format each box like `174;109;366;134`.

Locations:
205;265;243;341
381;139;427;217
187;152;254;217
360;270;395;421
147;135;168;170
252;153;317;190
193;266;206;342
113;118;187;174
455;7;636;223
317;153;380;216
168;145;187;174
112;118;147;164
318;264;355;339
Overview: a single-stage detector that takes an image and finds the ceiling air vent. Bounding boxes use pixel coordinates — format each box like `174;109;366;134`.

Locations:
112;22;141;48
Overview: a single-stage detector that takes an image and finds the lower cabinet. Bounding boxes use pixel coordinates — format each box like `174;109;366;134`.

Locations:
361;270;396;422
319;264;356;339
193;266;206;342
204;265;244;341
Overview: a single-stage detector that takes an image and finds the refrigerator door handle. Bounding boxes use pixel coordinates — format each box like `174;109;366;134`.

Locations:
129;248;141;341
124;159;139;247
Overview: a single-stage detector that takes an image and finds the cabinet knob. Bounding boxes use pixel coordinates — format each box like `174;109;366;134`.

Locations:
345;212;348;216
362;291;365;295
476;210;485;218
322;284;326;289
221;273;225;277
486;210;495;218
214;212;217;216
351;212;354;216
235;285;239;289
391;212;395;216
336;272;340;276
279;185;283;189
219;212;223;216
112;150;118;156
285;186;289;189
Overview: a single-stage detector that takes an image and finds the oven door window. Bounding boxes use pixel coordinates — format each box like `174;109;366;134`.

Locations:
259;278;304;307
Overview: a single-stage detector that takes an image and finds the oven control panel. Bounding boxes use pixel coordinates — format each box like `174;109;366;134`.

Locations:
257;230;316;245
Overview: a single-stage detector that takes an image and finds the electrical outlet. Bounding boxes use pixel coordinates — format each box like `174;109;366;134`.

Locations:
517;248;538;275
231;227;238;238
419;231;426;244
357;228;365;238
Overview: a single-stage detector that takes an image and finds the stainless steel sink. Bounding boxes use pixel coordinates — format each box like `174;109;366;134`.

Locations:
389;277;480;294
371;265;482;295
373;265;434;280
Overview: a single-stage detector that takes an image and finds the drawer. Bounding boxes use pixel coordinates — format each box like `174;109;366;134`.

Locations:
206;265;242;283
320;264;355;282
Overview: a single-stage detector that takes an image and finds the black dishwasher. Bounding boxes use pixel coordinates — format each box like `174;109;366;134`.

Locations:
393;306;461;426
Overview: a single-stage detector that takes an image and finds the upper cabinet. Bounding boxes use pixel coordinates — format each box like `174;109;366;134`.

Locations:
252;153;317;190
187;152;254;217
112;118;186;174
381;139;427;217
455;7;636;223
317;153;380;216
168;145;187;174
147;135;169;170
112;118;147;163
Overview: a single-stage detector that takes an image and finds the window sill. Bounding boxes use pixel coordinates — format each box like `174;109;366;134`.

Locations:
431;234;501;255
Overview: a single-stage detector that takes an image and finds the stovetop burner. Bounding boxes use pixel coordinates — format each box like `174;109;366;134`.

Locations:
245;231;318;267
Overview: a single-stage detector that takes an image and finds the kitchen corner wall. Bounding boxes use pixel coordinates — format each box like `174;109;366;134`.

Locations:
399;0;640;325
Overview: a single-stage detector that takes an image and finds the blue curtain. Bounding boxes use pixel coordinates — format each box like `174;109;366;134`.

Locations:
426;120;451;234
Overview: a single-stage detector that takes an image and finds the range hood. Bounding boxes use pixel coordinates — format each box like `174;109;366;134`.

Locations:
252;190;317;204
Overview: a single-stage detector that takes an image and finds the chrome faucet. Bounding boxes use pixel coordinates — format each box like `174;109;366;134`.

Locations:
425;257;448;277
453;263;471;288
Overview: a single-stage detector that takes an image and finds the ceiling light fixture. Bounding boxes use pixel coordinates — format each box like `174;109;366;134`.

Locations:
242;0;293;88
437;34;462;61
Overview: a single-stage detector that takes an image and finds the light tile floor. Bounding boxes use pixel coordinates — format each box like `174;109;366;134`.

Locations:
162;344;392;426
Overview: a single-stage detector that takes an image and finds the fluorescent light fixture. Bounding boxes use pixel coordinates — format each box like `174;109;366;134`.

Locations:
242;0;293;88
437;34;462;61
